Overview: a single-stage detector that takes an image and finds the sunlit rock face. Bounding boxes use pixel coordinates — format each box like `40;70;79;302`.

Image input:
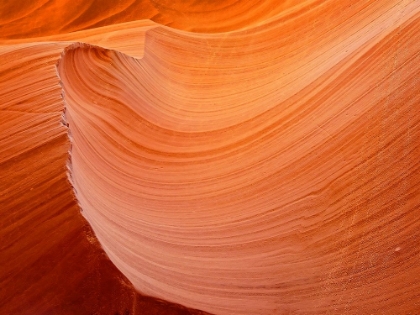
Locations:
1;1;420;314
0;22;206;315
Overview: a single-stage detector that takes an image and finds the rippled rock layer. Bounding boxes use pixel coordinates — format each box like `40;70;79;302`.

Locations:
1;1;420;314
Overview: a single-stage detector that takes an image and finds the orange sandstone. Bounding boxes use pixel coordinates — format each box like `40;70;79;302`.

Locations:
1;1;420;314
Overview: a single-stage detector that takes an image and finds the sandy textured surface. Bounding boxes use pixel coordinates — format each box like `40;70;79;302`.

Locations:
1;1;420;314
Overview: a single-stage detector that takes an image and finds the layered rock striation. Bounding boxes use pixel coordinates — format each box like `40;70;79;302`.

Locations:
1;1;420;314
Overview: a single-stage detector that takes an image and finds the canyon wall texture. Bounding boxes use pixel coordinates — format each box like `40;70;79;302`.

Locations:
1;1;420;314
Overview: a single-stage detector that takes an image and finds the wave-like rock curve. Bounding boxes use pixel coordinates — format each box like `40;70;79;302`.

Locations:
57;3;420;314
1;1;420;314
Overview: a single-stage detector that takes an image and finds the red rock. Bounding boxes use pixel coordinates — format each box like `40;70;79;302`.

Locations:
1;1;420;314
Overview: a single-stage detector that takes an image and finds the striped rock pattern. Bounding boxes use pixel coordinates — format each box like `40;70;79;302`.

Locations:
1;1;420;314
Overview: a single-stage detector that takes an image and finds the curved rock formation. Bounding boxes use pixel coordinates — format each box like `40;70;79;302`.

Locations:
0;36;207;315
1;1;420;314
0;0;312;38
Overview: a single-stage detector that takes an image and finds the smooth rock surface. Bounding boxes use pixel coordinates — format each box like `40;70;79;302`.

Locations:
1;1;420;314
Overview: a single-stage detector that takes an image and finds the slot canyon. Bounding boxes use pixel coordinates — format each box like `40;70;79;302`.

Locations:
1;1;420;314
